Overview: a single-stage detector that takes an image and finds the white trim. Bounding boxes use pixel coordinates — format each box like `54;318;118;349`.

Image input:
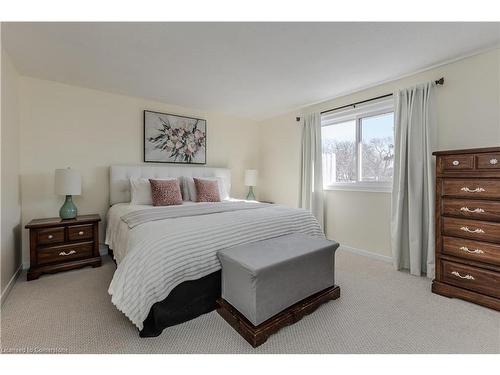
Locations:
321;97;394;125
337;244;392;263
1;265;22;306
325;183;392;193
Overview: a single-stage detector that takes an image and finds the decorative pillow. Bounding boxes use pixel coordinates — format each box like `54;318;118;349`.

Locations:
193;178;221;202
184;176;229;201
149;179;183;206
130;178;154;205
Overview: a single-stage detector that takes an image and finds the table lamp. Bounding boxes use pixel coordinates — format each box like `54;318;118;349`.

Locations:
55;168;81;219
244;169;258;201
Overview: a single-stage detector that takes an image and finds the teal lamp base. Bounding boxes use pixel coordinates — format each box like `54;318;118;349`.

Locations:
246;186;256;201
60;195;78;219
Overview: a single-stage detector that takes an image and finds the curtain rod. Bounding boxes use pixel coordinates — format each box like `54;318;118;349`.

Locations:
296;77;444;121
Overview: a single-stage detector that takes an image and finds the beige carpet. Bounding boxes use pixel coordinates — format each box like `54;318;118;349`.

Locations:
1;250;499;354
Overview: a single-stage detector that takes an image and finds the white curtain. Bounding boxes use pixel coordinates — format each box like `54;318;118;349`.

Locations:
300;112;324;229
391;82;436;278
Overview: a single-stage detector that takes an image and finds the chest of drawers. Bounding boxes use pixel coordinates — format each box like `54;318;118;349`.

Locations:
26;214;101;280
432;147;500;311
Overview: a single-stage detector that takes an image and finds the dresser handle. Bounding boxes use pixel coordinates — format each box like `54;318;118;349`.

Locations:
48;234;54;239
459;246;484;254
452;160;460;166
460;207;485;213
460;187;485;193
451;271;475;280
59;250;76;256
460;226;485;234
490;158;498;165
78;231;84;235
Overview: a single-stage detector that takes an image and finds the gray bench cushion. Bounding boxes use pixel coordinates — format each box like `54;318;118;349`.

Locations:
217;233;339;326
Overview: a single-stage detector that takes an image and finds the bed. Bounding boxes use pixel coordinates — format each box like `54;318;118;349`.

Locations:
106;165;324;337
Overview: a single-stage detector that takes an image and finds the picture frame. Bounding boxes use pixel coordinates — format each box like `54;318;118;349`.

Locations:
143;110;207;164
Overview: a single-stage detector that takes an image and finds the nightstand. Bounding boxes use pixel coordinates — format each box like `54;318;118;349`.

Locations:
25;214;101;280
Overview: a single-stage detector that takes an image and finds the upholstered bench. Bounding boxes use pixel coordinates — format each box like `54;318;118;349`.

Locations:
216;233;340;347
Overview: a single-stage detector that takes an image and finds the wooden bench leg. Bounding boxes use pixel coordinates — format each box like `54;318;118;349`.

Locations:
217;285;340;348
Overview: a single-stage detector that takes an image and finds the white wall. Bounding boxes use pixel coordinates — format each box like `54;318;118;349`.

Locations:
18;77;260;267
1;46;22;295
259;48;500;257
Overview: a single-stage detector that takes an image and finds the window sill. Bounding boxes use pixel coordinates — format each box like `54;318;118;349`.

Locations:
323;184;392;193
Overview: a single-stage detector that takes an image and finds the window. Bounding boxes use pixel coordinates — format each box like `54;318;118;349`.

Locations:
321;99;394;192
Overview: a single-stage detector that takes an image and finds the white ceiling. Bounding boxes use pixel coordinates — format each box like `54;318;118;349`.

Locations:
3;22;500;120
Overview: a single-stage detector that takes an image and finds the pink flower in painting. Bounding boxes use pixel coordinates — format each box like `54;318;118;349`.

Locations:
165;140;175;150
187;142;197;154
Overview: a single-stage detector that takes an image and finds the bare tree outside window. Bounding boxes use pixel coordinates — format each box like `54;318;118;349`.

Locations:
321;111;394;187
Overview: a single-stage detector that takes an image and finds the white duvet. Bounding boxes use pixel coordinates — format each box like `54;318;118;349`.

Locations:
106;201;323;330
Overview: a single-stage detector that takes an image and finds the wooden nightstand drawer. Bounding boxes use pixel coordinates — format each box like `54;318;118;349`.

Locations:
38;242;93;265
37;227;65;245
68;224;93;241
26;214;101;280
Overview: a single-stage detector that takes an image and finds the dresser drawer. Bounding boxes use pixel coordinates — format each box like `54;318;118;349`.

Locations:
476;153;500;170
442;217;500;243
442;260;500;299
442;236;500;266
36;227;65;245
442;179;500;199
68;224;94;241
443;199;500;222
441;155;474;170
37;242;93;265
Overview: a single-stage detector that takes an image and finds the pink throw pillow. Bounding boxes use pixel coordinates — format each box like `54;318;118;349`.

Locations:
149;179;183;206
194;178;221;202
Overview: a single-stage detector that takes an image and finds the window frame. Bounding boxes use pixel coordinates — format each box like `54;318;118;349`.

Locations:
321;98;394;193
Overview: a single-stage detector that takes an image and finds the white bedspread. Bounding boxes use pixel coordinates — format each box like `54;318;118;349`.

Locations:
106;201;323;330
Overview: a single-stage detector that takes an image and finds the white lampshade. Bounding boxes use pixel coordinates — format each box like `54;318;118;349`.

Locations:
244;169;258;187
55;168;81;196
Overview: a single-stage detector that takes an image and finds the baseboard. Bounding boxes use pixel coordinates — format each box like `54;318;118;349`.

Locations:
1;265;23;306
338;245;392;263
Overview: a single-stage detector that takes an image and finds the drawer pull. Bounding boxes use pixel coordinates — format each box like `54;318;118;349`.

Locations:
459;246;484;254
460;187;486;193
451;271;475;280
460;207;485;213
490;158;498;165
48;235;54;239
78;231;84;236
452;160;460;166
59;250;76;256
460;226;485;234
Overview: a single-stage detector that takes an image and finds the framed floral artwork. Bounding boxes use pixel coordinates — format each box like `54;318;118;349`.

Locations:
144;110;207;164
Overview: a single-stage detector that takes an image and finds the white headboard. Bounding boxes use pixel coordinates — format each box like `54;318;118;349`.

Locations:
109;165;231;205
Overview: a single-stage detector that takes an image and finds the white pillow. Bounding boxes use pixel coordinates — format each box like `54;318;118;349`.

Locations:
130;177;181;205
184;176;229;201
